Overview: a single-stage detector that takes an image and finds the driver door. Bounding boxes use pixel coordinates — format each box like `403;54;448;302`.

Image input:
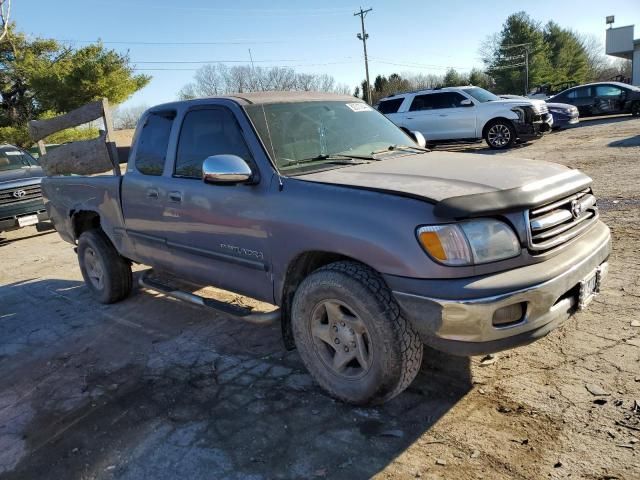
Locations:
160;106;273;301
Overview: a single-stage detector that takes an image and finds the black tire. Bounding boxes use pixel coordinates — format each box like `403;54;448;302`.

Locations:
484;119;516;149
78;229;132;304
631;101;640;117
291;261;423;405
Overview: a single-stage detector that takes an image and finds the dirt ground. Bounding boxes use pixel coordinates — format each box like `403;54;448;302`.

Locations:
1;115;639;480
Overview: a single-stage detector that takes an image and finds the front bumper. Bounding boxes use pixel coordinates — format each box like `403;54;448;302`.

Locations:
515;112;553;139
388;221;611;356
0;210;49;232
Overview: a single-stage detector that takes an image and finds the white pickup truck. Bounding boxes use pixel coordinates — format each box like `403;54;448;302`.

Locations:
377;86;553;149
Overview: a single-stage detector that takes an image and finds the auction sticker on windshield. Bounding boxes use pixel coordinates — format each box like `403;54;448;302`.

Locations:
346;103;373;112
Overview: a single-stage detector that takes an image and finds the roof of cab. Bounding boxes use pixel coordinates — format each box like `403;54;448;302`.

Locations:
150;91;361;111
228;91;360;105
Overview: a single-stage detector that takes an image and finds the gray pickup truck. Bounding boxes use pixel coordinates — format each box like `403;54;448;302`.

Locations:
42;92;610;405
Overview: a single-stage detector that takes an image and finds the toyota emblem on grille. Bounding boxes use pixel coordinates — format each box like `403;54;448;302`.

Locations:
571;199;582;219
12;189;26;198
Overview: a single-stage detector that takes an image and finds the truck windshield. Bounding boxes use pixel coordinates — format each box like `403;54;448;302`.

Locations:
0;146;37;171
245;101;417;172
464;87;500;103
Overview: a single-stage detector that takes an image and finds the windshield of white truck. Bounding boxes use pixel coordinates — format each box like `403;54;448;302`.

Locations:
0;146;38;171
245;101;419;172
464;87;500;103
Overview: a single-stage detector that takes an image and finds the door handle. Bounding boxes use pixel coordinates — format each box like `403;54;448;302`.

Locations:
439;114;448;117
146;188;159;199
168;191;182;203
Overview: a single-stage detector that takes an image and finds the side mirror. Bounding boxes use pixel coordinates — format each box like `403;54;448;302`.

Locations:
411;131;427;148
460;99;474;107
202;154;252;185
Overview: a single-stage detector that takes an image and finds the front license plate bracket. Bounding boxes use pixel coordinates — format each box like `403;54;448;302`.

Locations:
578;262;608;310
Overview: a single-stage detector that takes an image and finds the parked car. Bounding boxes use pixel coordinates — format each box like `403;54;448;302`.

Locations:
42;92;610;405
0;144;50;233
546;102;579;130
376;86;553;149
500;95;579;130
548;82;640;117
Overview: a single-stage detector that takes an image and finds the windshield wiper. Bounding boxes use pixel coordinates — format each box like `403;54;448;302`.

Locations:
282;153;374;167
370;144;430;155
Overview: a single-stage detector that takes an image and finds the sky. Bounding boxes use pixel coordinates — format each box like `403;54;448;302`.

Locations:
13;0;640;109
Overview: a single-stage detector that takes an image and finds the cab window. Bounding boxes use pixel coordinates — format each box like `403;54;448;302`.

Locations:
135;111;175;176
175;108;251;178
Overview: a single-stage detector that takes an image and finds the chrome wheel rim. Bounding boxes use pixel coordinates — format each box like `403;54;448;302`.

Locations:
84;247;105;290
310;299;372;379
487;124;512;147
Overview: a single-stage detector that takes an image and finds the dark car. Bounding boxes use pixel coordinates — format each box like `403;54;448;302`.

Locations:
499;95;579;130
548;82;640;117
0;144;49;233
546;102;579;130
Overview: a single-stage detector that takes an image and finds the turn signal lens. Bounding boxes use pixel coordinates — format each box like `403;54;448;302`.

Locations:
418;231;446;260
417;225;472;265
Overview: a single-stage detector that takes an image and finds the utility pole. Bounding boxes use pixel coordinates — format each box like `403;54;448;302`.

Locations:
524;45;530;96
354;7;373;104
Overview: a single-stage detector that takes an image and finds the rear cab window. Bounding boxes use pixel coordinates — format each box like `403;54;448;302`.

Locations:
134;111;176;176
377;98;404;114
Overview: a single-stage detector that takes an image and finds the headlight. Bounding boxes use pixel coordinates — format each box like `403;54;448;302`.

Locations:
417;220;521;266
511;107;525;121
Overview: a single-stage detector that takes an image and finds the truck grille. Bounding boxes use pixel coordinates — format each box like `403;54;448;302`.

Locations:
527;189;598;253
0;183;42;206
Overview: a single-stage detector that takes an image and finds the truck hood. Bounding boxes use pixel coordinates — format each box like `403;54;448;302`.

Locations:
0;166;45;186
296;152;592;218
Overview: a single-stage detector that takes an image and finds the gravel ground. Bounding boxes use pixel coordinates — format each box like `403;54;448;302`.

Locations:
0;115;639;480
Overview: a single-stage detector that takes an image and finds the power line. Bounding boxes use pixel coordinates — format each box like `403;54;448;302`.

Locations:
132;57;356;64
56;39;315;46
132;60;360;72
371;59;471;70
133;59;304;64
486;63;526;71
497;43;531;50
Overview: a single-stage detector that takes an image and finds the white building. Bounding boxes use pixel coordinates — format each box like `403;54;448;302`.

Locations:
605;22;639;86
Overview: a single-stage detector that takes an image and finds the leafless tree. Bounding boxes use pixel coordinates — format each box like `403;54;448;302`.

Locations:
113;104;148;130
178;63;352;99
578;33;633;82
0;0;11;42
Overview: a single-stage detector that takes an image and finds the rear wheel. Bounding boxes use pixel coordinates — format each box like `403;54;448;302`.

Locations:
631;101;640;117
291;261;423;405
484;119;516;149
78;229;132;304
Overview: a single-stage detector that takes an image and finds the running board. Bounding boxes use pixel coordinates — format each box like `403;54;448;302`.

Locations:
138;271;280;326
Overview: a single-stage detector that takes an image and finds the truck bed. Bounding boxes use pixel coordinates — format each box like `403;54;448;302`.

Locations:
41;175;125;245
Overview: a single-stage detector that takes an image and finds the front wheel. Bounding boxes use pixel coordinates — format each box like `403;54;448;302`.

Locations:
484;119;516;149
291;261;423;405
78;229;132;304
